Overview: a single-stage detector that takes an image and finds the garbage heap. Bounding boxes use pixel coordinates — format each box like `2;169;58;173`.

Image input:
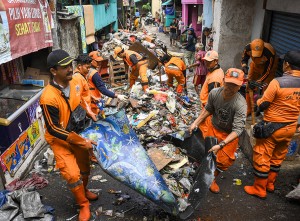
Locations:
102;74;201;212
97;29;203;211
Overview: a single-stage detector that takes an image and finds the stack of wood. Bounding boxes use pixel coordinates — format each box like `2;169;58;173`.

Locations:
109;60;127;87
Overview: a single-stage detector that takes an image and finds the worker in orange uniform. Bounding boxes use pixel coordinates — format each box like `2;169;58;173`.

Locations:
199;50;224;137
88;51;128;115
40;49;98;221
113;47;149;92
244;51;300;199
160;54;186;94
73;54;97;122
241;39;278;116
189;68;247;194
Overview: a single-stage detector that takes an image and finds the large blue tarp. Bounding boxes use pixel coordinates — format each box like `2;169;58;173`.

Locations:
80;110;179;215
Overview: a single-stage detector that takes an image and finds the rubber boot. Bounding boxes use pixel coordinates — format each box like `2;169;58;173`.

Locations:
244;176;268;199
246;93;251;116
209;170;220;194
267;171;278;193
70;184;91;221
142;84;149;92
82;176;98;201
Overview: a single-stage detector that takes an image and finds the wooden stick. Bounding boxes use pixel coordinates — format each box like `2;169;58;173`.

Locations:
249;89;255;125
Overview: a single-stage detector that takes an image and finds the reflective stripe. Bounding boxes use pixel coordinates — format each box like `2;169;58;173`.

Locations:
216;167;224;173
254;168;269;178
68;179;83;189
270;165;281;172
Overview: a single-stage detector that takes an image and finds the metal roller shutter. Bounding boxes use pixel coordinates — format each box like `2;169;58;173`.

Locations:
269;11;300;75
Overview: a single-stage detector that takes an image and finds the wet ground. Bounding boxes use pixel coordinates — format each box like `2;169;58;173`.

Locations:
37;147;300;221
36;25;300;221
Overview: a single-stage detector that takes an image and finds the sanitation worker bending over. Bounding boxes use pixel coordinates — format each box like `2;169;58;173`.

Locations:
113;47;149;91
189;68;247;194
244;51;300;199
40;49;98;221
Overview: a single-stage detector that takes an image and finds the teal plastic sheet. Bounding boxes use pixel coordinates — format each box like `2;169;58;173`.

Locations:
80;110;179;215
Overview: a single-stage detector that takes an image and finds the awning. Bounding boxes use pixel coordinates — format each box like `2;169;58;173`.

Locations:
162;0;173;6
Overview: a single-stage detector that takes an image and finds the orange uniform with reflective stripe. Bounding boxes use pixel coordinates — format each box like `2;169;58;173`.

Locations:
199;67;224;136
242;42;278;116
73;68;91;109
164;57;186;93
86;68;101;114
40;78;90;184
123;50;149;88
252;70;300;177
205;117;239;172
200;68;224;106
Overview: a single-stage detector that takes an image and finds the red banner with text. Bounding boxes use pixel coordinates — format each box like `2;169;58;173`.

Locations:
0;0;53;65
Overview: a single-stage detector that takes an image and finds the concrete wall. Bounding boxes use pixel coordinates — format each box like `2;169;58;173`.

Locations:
202;0;213;29
58;18;82;59
212;0;255;71
250;0;265;40
266;0;300;14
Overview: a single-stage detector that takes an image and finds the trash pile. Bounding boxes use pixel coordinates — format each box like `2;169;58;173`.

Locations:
100;77;203;212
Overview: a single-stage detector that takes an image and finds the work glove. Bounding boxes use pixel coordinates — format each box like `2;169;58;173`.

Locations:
117;94;129;101
66;132;97;150
242;65;249;76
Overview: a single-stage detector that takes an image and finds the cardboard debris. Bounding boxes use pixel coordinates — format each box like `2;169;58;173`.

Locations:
169;157;189;170
147;148;173;171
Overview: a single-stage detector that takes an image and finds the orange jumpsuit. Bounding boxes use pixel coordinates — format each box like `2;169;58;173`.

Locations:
199;66;224;137
253;70;300;178
123;50;149;90
164;57;186;93
206;119;239;172
40;79;90;186
86;68;102;115
241;42;278;115
73;68;94;116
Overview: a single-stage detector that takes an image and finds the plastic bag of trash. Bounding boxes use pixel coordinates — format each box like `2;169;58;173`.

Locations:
162;129;206;163
286;183;300;202
179;136;217;220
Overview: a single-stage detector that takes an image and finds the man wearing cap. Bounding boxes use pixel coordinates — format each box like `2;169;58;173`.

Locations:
241;39;278;116
160;54;186;94
88;51;128;114
244;51;300;199
198;50;224;137
113;47;149;92
189;68;247;194
40;49;98;220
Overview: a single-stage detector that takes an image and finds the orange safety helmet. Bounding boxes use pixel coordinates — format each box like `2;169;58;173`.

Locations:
89;51;103;68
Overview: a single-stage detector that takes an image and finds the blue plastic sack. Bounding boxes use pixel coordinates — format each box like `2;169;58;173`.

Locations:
80;110;179;215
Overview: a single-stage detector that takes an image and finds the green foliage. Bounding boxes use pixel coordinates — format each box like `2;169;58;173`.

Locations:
142;3;151;12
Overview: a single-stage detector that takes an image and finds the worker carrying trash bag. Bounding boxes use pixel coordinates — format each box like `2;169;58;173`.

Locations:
88;51;128;115
189;68;247;194
40;49;98;221
160;54;186;94
113;47;149;92
244;51;300;199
